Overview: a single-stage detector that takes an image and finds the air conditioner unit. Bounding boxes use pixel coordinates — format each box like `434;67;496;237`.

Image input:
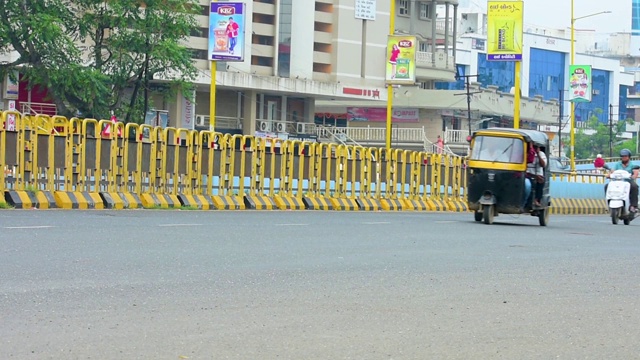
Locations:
259;121;270;132
276;122;286;133
195;115;207;127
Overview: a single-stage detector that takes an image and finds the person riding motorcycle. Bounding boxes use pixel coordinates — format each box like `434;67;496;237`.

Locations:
606;149;639;212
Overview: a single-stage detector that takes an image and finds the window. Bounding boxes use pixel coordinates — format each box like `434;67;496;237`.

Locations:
399;0;409;16
420;2;431;20
471;136;524;164
419;41;428;52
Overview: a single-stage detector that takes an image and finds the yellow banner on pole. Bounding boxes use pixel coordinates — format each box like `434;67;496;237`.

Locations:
487;1;523;61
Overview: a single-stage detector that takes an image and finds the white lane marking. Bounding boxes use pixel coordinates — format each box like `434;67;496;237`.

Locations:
274;223;309;226
362;221;390;225
3;225;56;229
158;224;203;227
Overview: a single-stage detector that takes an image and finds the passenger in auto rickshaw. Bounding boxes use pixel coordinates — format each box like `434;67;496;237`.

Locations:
525;141;547;207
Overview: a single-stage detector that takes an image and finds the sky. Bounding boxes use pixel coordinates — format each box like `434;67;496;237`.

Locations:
462;0;630;35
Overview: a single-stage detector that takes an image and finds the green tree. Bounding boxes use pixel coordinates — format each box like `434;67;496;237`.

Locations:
572;109;634;159
0;0;199;122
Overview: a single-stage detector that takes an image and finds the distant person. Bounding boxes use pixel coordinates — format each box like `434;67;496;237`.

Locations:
436;135;444;154
526;143;547;207
594;154;605;169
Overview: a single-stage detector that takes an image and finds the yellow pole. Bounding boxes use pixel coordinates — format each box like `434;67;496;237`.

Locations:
513;61;521;129
385;0;395;150
210;0;217;132
569;0;575;172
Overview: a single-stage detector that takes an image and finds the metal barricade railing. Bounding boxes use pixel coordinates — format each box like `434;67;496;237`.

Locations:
0;111;490;205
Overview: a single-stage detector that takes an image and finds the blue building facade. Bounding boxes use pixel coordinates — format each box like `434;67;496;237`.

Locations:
574;69;610;124
435;64;466;90
476;54;514;92
528;48;565;101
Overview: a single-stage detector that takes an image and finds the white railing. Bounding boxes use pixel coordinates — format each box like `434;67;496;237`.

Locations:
20;102;57;116
315;126;426;143
445;129;468;144
436;19;453;34
196;115;242;129
415;51;455;71
316;125;363;147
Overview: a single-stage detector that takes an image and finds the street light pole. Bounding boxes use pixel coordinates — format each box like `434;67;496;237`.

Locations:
569;1;611;172
609;104;614;158
569;0;575;172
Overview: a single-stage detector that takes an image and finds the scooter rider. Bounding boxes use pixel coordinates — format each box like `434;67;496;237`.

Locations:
606;149;639;212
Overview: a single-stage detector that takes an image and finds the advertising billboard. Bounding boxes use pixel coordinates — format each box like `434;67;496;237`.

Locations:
208;2;245;62
487;1;523;61
385;35;416;85
568;65;592;103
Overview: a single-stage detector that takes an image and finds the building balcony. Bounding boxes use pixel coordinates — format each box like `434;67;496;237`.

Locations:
415;50;456;82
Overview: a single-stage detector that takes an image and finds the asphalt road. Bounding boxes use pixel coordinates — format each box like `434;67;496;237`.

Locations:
1;210;639;359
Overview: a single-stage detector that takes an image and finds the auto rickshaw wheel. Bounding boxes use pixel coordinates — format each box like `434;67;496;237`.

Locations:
474;211;483;222
610;208;620;225
538;205;549;226
483;205;494;224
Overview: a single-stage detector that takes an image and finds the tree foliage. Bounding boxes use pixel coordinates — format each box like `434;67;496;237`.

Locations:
572;109;635;159
0;0;199;122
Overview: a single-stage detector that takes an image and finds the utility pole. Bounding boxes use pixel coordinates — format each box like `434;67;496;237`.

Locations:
558;90;563;158
609;104;614;158
454;74;481;136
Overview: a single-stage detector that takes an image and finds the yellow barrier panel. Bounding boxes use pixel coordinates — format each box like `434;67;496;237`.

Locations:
0;112;8;195
139;124;156;194
51;115;69;136
230;134;247;196
124;123;143;194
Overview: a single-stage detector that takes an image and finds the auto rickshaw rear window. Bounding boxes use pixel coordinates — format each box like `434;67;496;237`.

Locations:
470;136;524;163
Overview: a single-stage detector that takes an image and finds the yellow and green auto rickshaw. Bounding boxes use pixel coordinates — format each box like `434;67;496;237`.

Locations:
467;128;551;226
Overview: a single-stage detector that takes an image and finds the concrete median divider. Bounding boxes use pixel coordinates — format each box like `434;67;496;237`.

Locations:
140;193;181;209
178;194;216;210
402;198;430;211
54;191;103;209
329;197;359;211
380;198;405;211
550;198;607;215
302;196;333;210
212;195;245;210
4;190;57;209
244;195;277;210
447;199;470;212
273;195;305;210
356;197;381;211
429;198;449;212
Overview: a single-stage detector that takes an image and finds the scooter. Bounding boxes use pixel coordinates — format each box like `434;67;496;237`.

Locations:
606;169;637;225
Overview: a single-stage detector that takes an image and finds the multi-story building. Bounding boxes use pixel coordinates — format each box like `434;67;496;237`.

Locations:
2;0;464;146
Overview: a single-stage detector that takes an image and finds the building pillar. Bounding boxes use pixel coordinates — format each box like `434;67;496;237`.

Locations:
304;97;315;123
444;3;450;55
281;95;288;122
242;90;257;135
453;4;458;65
409;0;416;35
431;0;437;67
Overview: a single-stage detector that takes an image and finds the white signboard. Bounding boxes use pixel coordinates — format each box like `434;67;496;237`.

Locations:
7;100;16;131
355;0;376;20
180;90;195;130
